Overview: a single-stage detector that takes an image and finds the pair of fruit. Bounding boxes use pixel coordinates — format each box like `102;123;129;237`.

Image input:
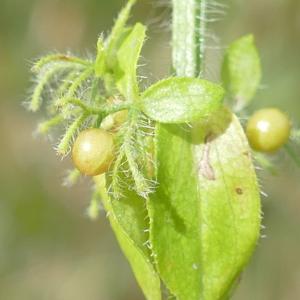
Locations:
72;108;291;177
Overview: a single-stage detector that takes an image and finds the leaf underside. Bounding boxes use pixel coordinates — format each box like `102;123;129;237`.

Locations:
148;108;261;300
94;175;161;300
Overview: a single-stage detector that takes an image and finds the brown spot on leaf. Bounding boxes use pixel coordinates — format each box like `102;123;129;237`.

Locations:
236;187;243;195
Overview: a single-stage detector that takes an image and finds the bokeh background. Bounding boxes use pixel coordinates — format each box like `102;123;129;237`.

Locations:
0;0;299;299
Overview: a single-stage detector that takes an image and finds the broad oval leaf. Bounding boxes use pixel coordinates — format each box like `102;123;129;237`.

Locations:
222;34;261;111
141;77;224;123
94;175;161;300
148;108;261;300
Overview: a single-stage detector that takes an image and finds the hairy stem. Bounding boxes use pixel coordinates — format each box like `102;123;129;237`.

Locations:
30;64;69;111
56;113;88;156
172;0;206;77
57;98;130;116
32;54;92;73
37;115;64;134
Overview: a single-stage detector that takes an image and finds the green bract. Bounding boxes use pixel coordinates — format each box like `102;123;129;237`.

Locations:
222;34;262;111
141;77;225;123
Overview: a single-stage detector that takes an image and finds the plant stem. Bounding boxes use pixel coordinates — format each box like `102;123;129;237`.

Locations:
37;115;64;134
57;98;131;116
32;54;91;73
172;0;206;77
56;113;88;156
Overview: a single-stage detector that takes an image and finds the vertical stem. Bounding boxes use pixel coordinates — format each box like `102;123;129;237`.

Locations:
156;2;208;299
168;3;207;299
198;0;207;75
172;0;206;77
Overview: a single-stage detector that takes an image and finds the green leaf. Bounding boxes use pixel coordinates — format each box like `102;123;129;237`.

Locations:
95;35;106;77
95;0;136;77
141;77;225;123
222;34;261;111
94;175;161;300
116;23;146;100
148;108;261;300
95;27;133;77
106;0;136;68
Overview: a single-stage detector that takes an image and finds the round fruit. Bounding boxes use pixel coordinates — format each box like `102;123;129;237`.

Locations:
246;108;291;153
72;128;114;176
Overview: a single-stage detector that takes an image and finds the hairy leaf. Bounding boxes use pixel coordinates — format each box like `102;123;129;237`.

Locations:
106;0;136;69
116;23;146;100
95;0;136;77
141;77;224;123
148;108;261;300
222;34;261;111
94;175;161;300
95;35;106;77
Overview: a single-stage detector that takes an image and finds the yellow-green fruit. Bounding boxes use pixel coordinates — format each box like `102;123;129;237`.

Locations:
246;108;291;153
72;128;114;176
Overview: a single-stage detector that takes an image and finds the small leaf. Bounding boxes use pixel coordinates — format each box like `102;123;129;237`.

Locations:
95;0;136;78
148;108;261;300
141;77;224;123
222;34;261;111
116;23;146;100
106;0;137;69
94;174;161;300
95;35;106;77
95;27;133;78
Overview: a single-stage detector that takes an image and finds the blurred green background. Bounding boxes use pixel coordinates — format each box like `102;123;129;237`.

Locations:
0;0;299;299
